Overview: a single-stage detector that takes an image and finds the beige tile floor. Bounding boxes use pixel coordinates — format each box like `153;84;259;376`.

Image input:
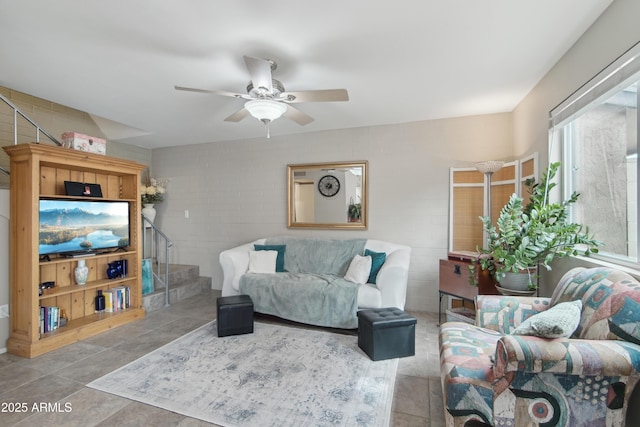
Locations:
0;289;444;426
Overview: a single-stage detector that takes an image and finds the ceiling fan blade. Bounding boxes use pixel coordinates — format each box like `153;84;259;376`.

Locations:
281;89;349;103
175;85;249;99
283;105;314;126
224;107;250;122
243;56;273;93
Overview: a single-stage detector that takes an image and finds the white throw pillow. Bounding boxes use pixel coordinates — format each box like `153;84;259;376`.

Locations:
248;250;277;274
511;299;583;338
344;255;372;284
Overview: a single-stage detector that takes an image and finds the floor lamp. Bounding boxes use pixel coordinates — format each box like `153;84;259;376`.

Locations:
475;160;504;249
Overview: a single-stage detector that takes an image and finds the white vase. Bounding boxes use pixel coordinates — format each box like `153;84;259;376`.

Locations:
142;203;156;228
499;266;537;291
74;259;89;285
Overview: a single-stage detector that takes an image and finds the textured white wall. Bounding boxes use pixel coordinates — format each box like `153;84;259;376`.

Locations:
151;113;513;313
512;0;640;161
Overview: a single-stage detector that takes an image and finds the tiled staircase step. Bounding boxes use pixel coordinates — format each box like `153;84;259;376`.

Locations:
152;263;200;288
143;264;211;312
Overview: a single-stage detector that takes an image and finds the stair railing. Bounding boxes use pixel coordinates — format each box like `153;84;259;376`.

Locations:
142;213;173;307
0;93;62;176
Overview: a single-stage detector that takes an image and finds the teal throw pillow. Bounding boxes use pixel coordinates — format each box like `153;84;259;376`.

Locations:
254;244;286;272
365;249;386;284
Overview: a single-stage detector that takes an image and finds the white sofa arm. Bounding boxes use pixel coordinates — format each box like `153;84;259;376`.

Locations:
375;247;411;310
219;239;265;296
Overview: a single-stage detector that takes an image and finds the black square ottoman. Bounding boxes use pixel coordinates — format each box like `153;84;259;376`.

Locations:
357;307;417;361
216;295;254;337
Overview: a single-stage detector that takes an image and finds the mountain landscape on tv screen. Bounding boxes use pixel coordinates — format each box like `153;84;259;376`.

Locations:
39;207;129;255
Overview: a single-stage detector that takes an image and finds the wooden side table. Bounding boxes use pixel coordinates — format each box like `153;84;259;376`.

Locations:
438;252;498;324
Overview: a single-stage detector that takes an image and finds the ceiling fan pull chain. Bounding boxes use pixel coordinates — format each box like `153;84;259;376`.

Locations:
262;119;271;139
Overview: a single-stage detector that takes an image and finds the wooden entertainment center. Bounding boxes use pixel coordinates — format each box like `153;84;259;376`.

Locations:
3;143;146;358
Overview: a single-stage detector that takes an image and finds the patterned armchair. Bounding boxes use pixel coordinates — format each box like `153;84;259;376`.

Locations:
439;267;640;426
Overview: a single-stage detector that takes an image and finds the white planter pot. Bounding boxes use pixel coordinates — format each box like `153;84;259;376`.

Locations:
499;267;537;291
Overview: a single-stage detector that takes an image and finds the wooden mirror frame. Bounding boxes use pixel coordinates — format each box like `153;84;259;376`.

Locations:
287;161;368;229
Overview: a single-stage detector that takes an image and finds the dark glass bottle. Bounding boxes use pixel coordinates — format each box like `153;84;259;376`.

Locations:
95;290;106;312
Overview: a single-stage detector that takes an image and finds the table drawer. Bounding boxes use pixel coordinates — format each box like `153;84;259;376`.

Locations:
439;258;498;299
439;259;477;300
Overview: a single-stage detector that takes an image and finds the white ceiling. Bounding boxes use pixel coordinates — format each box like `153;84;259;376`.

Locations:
0;0;613;149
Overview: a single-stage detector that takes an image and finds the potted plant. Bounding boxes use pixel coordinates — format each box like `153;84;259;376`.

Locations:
348;197;362;222
470;162;601;291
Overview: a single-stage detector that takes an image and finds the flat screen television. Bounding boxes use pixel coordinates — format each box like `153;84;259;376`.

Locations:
39;199;130;257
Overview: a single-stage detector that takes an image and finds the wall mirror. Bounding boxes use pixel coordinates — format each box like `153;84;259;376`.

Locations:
287;161;368;229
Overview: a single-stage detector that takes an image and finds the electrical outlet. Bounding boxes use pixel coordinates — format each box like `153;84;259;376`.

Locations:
0;304;9;319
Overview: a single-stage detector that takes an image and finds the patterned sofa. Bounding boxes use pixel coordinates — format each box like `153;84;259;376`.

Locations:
439;267;640;426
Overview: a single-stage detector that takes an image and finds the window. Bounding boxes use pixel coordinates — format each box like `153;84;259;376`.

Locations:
551;42;640;267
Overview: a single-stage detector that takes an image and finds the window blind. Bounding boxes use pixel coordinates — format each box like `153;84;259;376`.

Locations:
550;40;640;128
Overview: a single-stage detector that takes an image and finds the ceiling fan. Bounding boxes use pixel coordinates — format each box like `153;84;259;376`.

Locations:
175;55;349;137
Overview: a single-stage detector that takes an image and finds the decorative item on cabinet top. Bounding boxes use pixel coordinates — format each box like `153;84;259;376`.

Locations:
61;131;106;155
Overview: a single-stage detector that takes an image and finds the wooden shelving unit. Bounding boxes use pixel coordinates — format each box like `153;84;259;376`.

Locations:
3;143;146;358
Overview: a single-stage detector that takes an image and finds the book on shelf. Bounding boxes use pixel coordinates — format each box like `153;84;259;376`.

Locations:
114;287;123;311
104;290;113;313
39;306;61;334
112;286;131;310
103;286;130;313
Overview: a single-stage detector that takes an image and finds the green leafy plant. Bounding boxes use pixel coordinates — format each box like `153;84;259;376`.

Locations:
470;162;601;289
348;197;362;222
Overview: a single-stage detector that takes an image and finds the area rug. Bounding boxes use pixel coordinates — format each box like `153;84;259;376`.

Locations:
88;321;398;426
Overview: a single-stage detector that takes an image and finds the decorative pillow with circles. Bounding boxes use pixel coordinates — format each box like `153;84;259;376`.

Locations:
511;299;583;338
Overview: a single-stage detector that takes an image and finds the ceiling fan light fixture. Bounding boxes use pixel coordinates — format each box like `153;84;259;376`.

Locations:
245;99;287;123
